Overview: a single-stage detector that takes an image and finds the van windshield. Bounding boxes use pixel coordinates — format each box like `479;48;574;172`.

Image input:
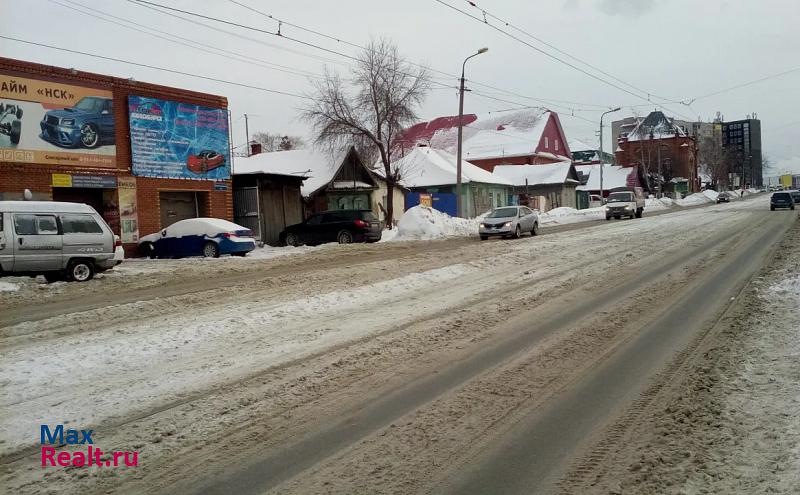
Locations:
607;192;633;203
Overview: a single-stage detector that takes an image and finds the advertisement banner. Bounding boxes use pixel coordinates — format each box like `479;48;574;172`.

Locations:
128;96;230;180
0;74;116;167
117;177;139;243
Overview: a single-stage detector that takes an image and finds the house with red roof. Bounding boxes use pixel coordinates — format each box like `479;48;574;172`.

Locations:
396;108;572;172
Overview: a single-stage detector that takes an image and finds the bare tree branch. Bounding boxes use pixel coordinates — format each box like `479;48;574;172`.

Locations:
301;38;430;227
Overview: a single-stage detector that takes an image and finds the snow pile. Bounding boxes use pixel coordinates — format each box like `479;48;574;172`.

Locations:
0;281;20;292
676;192;715;206
394;206;478;240
645;198;673;210
768;273;800;305
539;206;605;225
246;243;331;259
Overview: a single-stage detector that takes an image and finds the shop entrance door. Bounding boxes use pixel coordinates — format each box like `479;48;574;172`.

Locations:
159;191;201;228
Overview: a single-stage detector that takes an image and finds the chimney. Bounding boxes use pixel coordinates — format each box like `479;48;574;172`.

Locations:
249;141;262;156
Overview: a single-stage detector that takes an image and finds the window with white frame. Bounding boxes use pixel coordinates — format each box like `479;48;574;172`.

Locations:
544;136;549;148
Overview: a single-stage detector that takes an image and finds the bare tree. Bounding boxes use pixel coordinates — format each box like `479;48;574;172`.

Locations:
697;135;729;188
302;38;430;227
251;132;306;152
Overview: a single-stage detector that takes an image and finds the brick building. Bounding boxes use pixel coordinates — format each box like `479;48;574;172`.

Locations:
615;111;698;194
0;57;233;255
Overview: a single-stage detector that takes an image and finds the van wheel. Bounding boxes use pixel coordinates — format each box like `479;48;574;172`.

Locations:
531;222;539;236
202;241;220;258
67;260;94;282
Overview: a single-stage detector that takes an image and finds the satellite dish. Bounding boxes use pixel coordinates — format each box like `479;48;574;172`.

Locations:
23;189;33;200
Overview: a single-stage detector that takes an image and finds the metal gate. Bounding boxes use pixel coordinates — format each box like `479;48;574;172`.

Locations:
233;187;260;240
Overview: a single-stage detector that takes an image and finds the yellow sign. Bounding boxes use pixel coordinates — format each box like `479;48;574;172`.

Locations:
419;193;433;208
117;176;139;243
0;73;116;167
780;175;793;188
51;173;73;187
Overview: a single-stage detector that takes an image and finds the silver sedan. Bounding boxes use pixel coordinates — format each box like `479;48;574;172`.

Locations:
479;206;540;240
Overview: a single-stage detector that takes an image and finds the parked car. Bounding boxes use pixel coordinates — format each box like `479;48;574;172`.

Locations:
40;96;115;148
770;192;795;211
280;210;382;246
786;189;800;204
589;194;603;208
716;192;730;203
479;206;539;240
605;188;645;220
0;101;23;145
187;150;226;174
0;201;121;282
138;218;255;258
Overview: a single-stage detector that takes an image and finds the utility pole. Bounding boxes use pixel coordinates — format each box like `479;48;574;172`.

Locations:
244;113;250;157
456;47;488;218
599;107;621;202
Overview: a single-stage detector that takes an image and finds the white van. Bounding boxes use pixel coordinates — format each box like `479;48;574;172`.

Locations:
0;201;122;282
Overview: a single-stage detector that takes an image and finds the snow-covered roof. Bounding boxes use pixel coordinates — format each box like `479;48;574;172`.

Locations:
625;111;688;142
576;164;634;191
234;147;352;196
493;163;575;187
390;147;512;187
398;108;571;162
568;138;595;152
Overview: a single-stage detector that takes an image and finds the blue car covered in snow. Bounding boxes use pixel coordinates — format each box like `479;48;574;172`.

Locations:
40;96;115;148
137;218;256;258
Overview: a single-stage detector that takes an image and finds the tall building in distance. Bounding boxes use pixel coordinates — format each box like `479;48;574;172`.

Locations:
722;116;762;187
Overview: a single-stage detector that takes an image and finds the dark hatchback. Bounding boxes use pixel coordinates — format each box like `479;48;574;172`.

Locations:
280;210;382;246
770;192;795;211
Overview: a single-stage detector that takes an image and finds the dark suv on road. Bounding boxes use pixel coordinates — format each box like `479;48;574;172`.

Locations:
280;210;382;246
770;192;795;211
40;96;115;148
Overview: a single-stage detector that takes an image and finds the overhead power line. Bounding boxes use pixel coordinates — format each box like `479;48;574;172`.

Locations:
433;0;695;121
462;0;681;106
0;35;309;99
50;0;324;80
688;66;800;102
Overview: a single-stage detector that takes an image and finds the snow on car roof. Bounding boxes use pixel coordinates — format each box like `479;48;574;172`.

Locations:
389;147;512;187
165;218;248;237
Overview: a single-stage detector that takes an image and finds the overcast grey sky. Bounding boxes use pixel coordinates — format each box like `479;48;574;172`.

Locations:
2;0;799;173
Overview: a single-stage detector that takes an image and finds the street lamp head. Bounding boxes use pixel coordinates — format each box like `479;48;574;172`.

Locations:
477;47;489;54
611;106;621;112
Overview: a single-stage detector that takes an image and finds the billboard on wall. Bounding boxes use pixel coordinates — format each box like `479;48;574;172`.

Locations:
128;96;230;180
0;74;116;167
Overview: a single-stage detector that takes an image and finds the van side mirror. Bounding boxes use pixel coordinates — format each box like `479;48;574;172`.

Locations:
161;229;167;237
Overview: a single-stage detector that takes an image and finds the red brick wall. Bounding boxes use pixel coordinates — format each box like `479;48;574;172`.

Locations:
615;136;698;191
0;57;233;252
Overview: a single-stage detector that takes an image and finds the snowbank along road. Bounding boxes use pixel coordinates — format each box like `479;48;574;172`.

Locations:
0;194;796;494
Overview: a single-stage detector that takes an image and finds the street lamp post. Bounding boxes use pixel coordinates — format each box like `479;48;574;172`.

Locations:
598;107;621;203
456;47;488;218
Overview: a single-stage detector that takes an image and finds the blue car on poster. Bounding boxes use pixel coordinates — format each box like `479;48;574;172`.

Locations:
40;96;115;148
137;218;256;259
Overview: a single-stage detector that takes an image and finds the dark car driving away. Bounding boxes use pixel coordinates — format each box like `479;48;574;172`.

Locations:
281;210;382;246
770;192;795;211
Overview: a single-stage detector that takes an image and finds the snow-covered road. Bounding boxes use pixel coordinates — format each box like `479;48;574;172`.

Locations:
1;193;796;494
